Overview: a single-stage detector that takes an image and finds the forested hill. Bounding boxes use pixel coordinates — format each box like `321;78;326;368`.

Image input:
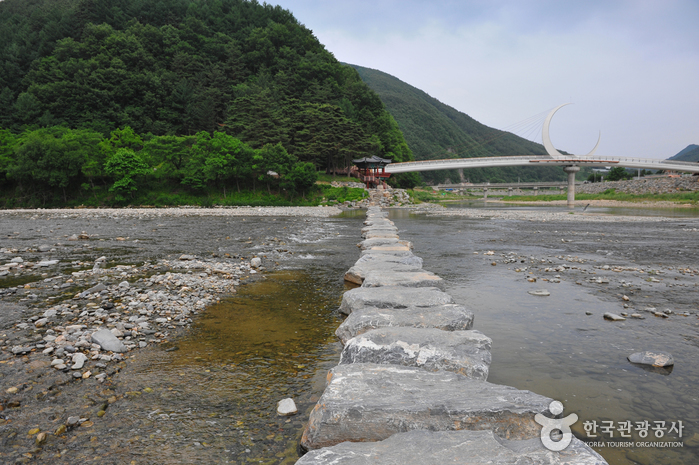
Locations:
669;144;699;163
0;0;418;207
350;64;569;184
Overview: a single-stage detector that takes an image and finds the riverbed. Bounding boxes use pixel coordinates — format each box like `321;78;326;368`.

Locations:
1;204;698;464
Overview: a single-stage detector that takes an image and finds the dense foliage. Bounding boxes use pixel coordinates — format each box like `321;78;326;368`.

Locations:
0;0;418;205
351;65;579;185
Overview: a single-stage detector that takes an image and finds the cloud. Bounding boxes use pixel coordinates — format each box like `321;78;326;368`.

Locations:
280;0;699;158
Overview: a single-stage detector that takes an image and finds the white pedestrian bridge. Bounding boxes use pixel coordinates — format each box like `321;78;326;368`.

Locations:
384;154;699;174
383;104;699;207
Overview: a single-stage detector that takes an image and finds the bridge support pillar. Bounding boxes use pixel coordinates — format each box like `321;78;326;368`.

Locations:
508;187;513;197
533;187;539;196
563;165;580;208
483;188;488;199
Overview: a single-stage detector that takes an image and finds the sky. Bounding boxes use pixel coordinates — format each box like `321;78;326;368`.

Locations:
274;0;699;159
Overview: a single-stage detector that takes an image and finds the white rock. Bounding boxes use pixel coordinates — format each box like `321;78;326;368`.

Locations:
251;257;262;268
277;398;297;416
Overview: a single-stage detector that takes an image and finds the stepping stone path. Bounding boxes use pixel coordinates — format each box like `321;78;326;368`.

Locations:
296;207;607;464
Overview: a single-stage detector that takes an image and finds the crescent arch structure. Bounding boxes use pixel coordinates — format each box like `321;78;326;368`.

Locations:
385;105;699;207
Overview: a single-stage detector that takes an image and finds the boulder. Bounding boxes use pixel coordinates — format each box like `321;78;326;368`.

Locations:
340;328;491;379
628;351;674;367
91;328;127;353
300;364;552;450
339;287;454;315
361;270;443;288
335;303;474;345
297;430;608;465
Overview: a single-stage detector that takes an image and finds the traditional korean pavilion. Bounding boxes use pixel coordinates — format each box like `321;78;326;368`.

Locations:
353;156;392;188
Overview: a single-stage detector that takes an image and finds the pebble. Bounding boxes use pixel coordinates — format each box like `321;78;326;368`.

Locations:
604;312;626;321
277;398;297;416
628;351;674;367
71;353;88;370
528;289;550;296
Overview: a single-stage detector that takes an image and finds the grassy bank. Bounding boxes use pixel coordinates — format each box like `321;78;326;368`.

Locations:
406;188;478;203
504;189;699;205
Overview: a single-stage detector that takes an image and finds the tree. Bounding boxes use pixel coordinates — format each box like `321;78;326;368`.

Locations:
142;134;195;179
254;142;296;194
8;127;99;202
606;166;631;181
104;148;150;201
0;129;17;185
285;161;317;198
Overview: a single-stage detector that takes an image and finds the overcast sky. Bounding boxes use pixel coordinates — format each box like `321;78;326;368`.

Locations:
274;0;698;159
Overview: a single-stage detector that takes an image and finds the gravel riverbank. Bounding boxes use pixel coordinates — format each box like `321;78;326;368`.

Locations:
0;206;345;464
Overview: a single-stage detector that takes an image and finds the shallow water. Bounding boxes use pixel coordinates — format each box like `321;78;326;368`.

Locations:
443;199;699;218
388;209;699;465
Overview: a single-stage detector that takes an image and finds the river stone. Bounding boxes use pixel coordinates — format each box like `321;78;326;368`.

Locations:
86;283;107;294
628;351;674;367
361;270;443;288
300;364;552;450
37;260;59;267
277;398;298;416
339;328;491;379
344;262;423;285
297;430;608;465
71;353;88;370
339;287;454;315
528;289;550;296
10;257;23;263
336;304;474;345
38;245;51;252
91;328;128;353
603;312;626;321
251;257;262;268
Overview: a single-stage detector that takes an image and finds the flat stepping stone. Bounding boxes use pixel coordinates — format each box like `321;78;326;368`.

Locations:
358;238;412;250
339;286;454;315
336;304;474;344
361;270;443;288
300;364;552;450
363;231;399;240
354;253;423;268
345;262;423;285
340;327;491;379
297;429;608;465
361;225;397;234
360;248;415;258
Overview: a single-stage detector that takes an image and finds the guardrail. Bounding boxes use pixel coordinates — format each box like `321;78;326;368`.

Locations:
385;155;699;174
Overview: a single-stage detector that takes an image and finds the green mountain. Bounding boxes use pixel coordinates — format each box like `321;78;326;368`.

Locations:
350;64;571;184
0;0;420;206
668;144;699;163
